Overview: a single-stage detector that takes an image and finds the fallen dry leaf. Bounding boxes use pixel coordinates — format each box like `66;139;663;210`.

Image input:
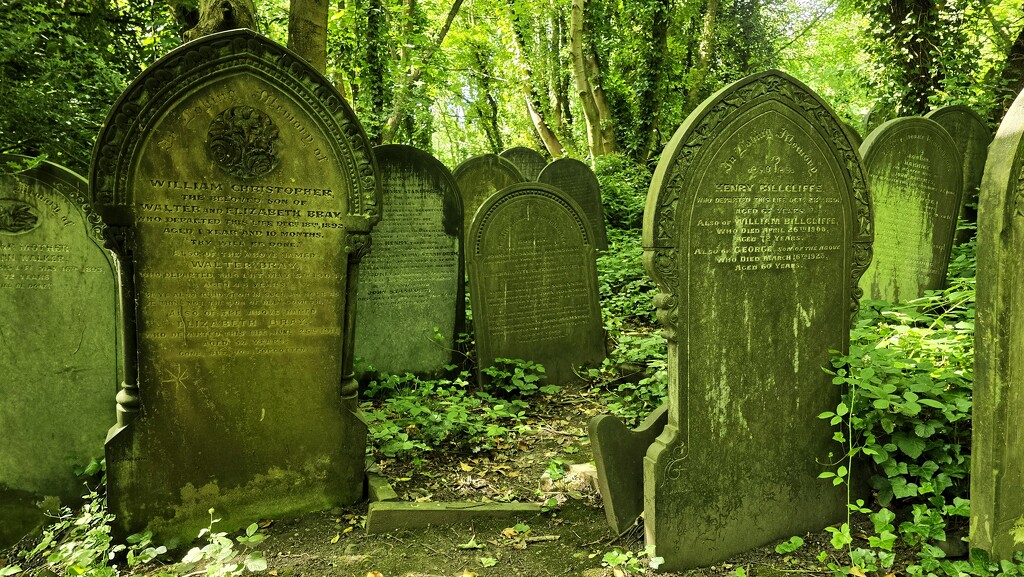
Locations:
330;533;340;544
365;572;384;577
460;462;473;472
849;567;868;577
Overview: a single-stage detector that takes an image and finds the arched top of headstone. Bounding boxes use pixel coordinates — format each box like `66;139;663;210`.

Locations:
644;68;871;257
2;155;106;243
453;153;525;185
499;146;547;181
469;182;594;255
374;144;463;237
860;117;959;165
90;29;379;231
925;104;990;130
538;157;608;250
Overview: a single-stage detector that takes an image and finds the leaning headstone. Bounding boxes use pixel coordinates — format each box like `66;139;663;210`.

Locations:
925;105;993;243
468;183;604;384
499;146;547;181
90;30;380;542
971;87;1024;562
643;70;872;570
858;117;962;302
538;158;609;250
356;144;462;378
589;405;668;534
453;154;523;243
0;156;118;547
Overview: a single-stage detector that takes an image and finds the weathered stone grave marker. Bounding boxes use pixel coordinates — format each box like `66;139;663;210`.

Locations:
925;105;992;243
642;70;871;570
90;30;379;542
972;86;1024;562
858;117;962;302
0;156;118;547
468;183;604;384
499;146;547;181
356;144;462;378
538;158;609;250
453;154;523;244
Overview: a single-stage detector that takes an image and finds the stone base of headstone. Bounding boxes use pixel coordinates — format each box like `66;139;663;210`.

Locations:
365;501;543;533
589;405;668;534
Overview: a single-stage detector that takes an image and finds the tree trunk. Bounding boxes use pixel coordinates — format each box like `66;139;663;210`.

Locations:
507;0;565;157
288;0;329;73
584;51;616;153
996;7;1024;124
363;0;391;143
687;0;719;110
570;0;605;157
181;0;257;41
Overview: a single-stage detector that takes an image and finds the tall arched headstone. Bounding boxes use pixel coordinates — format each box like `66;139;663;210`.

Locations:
643;70;872;570
356;145;462;378
499;146;547;181
972;87;1024;562
538;158;609;250
90;30;380;542
926;105;993;243
468;183;604;384
0;156;118;547
453;154;523;244
859;118;962;302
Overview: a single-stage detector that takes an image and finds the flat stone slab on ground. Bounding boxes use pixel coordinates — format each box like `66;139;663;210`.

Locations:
365;501;543;533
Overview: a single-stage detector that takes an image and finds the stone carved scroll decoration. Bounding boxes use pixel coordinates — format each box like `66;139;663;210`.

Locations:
470;187;591;255
0;200;39;234
207;106;281;179
643;70;873;488
91;30;379;227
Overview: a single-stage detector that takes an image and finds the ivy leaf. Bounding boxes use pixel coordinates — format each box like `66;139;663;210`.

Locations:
893;432;926;459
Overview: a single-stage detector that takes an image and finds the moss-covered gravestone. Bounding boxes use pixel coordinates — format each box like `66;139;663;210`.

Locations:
0;157;118;547
538;158;609;250
90;30;380;542
499;146;547;181
858;118;962;302
453;154;523;244
925;106;992;244
972;87;1024;561
468;183;604;384
643;70;872;570
355;145;462;378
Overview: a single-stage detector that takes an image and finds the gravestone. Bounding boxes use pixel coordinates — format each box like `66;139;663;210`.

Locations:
499;146;547;181
355;144;462;378
90;30;380;542
589;405;668;534
925;105;993;243
971;87;1024;561
453;154;523;243
468;183;604;384
538;158;609;250
643;70;872;570
843;121;863;148
858;117;962;302
0;156;118;547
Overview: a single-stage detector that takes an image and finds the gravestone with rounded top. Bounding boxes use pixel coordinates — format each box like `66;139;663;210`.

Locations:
925;105;992;243
643;70;872;570
858;117;962;302
90;30;380;542
971;87;1024;562
499;146;547;181
538;158;609;250
453;154;523;244
356;144;462;378
0;156;118;547
468;183;604;384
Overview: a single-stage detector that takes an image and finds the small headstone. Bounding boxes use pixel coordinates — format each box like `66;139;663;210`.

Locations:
0;156;118;547
90;30;379;542
538;158;609;250
356;144;462;378
858;117;962;302
643;70;872;570
589;405;668;534
453;154;524;243
971;87;1024;561
925;105;993;243
468;183;604;384
499;146;547;181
